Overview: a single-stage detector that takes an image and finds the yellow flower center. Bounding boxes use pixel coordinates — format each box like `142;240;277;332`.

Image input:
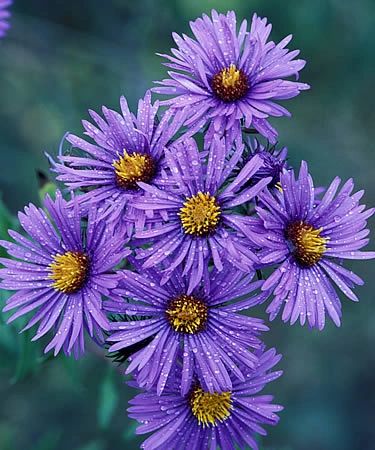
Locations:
178;192;221;236
286;221;327;267
190;386;232;427
166;295;208;334
112;150;155;190
49;251;90;293
211;64;249;102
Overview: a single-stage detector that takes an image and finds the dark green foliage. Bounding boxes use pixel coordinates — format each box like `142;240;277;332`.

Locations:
0;197;17;257
97;368;118;430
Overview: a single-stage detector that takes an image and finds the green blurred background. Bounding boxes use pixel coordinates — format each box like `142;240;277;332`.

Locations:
0;1;374;449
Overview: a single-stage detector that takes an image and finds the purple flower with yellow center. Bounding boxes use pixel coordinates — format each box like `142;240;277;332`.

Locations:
0;192;130;357
255;161;375;329
105;262;269;395
131;136;272;290
128;347;283;450
0;0;12;38
52;91;186;228
154;10;309;143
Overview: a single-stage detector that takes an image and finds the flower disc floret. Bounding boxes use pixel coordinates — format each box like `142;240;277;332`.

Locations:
178;192;221;236
166;294;208;334
49;251;90;293
211;64;249;102
113;150;155;190
285;221;327;267
189;386;232;427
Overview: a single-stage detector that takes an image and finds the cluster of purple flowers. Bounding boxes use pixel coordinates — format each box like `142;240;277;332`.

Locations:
1;10;374;450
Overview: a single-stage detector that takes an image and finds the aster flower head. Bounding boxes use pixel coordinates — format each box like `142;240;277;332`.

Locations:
154;10;309;143
0;192;130;357
256;161;375;329
128;347;283;450
106;262;269;395
131;135;273;290
51;91;186;229
236;137;288;188
0;0;12;38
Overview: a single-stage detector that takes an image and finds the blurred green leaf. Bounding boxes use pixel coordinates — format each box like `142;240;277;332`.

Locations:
0;196;15;230
77;441;105;450
0;317;15;355
0;423;15;450
31;430;62;450
0;196;17;257
38;181;57;205
0;290;14;355
0;290;57;381
122;421;138;442
59;352;81;386
11;327;42;383
97;366;118;429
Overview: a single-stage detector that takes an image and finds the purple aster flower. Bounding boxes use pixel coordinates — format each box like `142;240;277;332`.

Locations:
0;192;130;357
154;10;309;143
52;91;186;230
255;161;375;329
0;0;12;38
106;262;269;395
128;347;283;450
131;136;272;290
234;137;288;189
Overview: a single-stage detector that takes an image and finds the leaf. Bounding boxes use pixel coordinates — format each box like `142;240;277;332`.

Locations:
0;290;14;353
59;352;81;386
31;430;62;450
0;196;17;257
77;441;105;450
0;318;15;355
38;181;57;204
97;366;118;429
0;423;15;450
11;328;42;383
122;420;138;442
0;196;15;232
